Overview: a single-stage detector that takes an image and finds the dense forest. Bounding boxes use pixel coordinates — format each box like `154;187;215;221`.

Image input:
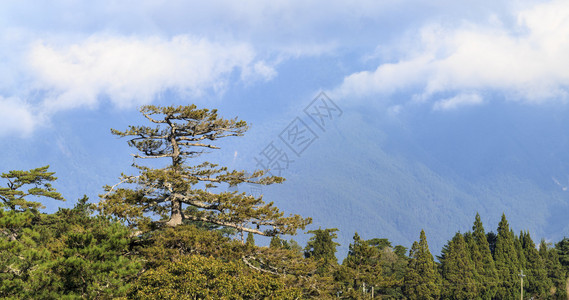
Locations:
2;105;569;299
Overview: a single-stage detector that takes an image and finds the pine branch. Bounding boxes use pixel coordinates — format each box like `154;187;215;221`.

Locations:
183;215;268;235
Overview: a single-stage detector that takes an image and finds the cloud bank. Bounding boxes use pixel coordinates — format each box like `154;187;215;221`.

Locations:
333;0;569;109
1;0;566;137
28;35;274;112
0;34;275;136
0;96;38;137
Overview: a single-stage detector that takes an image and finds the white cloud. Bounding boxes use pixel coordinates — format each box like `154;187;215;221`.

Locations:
433;93;484;111
333;0;569;106
26;35;274;113
0;97;39;137
0;0;550;138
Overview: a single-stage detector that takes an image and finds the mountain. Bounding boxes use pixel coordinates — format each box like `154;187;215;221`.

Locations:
254;99;569;257
3;97;569;259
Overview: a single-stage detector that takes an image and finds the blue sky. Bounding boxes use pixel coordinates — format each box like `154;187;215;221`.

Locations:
4;0;569;137
2;1;569;251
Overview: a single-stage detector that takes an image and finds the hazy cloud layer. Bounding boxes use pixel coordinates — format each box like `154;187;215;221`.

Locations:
0;34;275;136
28;35;274;112
0;0;564;136
433;93;484;111
0;96;38;137
333;0;569;108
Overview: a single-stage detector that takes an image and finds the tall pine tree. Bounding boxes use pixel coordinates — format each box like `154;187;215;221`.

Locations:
493;214;520;299
556;237;569;273
540;239;567;299
341;232;384;297
469;213;498;299
403;229;441;300
304;228;339;274
440;232;478;299
99;105;311;236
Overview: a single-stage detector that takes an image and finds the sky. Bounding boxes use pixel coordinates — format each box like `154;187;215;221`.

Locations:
2;0;569;252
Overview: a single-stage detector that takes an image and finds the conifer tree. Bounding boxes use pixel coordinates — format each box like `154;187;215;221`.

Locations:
99;105;311;236
556;237;569;272
540;239;567;299
403;229;441;300
304;228;339;274
304;228;339;263
393;245;407;258
342;232;384;296
440;232;478;299
128;255;301;299
493;214;520;299
486;231;497;257
1;196;140;298
514;231;527;271
270;235;289;249
520;231;549;298
0;166;66;297
469;213;498;299
0;166;64;212
245;232;255;248
377;243;408;298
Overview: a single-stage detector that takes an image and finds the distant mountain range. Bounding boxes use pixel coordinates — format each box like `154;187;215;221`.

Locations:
4;98;569;259
255;99;569;257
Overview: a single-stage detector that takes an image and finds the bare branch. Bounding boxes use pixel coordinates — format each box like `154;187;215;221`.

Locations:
174;194;219;210
132;153;174;159
242;256;284;276
129;135;169;141
177;142;220;149
180;175;221;183
183;215;268;235
175;135;209;142
142;112;167;124
101;175;140;198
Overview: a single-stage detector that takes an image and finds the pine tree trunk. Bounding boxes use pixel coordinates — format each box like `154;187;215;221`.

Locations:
167;199;183;226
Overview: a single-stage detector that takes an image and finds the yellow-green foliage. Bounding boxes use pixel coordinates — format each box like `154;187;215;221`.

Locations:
128;255;302;299
101;104;311;236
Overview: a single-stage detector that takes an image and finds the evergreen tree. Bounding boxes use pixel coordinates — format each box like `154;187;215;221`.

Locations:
304;228;339;274
0;166;65;297
394;245;408;258
44;196;141;298
540;239;567;299
304;228;339;262
487;231;497;257
377;244;408;299
1;196;140;298
403;229;441;300
286;239;303;255
270;235;289;249
341;232;384;297
99;105;311;236
245;232;255;248
367;237;391;250
556;237;569;273
514;231;527;272
469;213;498;299
493;214;520;299
128;255;301;299
520;231;549;298
440;232;478;299
0;166;64;212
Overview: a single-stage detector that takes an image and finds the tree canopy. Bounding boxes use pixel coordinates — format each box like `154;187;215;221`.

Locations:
0;166;64;212
3;104;569;299
99;105;311;236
